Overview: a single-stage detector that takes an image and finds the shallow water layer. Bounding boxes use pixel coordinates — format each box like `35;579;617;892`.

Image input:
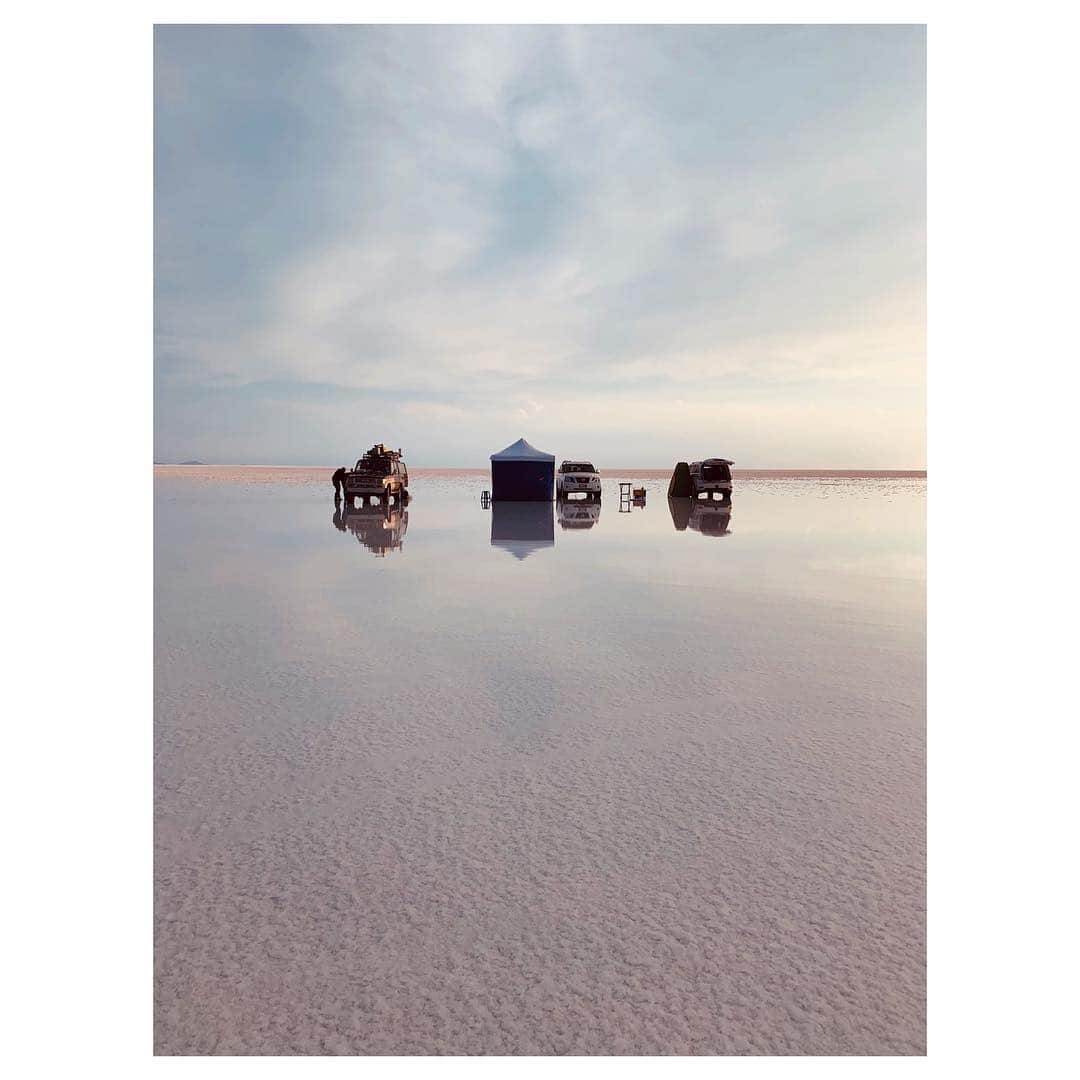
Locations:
154;469;925;1055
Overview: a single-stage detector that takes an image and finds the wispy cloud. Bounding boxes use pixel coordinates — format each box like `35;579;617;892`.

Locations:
155;25;925;466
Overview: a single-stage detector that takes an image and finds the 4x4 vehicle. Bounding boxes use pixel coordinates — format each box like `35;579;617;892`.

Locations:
690;502;732;537
343;444;408;506
558;500;601;530
688;458;733;501
668;496;732;536
556;460;601;500
334;501;409;556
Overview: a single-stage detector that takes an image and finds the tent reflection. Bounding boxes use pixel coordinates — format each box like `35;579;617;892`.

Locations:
491;501;555;559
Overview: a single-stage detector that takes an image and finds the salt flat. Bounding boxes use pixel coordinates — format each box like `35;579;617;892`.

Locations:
154;468;925;1055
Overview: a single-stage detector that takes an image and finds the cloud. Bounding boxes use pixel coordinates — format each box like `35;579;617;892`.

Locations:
516;400;545;419
155;25;925;466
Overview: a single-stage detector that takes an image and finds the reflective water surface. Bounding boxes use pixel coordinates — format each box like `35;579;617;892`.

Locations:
155;468;925;1055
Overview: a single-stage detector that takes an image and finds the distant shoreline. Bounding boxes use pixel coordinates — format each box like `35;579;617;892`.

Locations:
155;464;926;479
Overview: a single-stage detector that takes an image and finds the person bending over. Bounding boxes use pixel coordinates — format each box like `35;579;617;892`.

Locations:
331;466;346;501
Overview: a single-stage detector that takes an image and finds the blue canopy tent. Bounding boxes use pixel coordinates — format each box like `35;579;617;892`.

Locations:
490;437;555;501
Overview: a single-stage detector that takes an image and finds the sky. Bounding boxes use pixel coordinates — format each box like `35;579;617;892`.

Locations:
154;25;925;467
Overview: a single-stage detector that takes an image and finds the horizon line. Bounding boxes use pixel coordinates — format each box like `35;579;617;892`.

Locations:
154;463;927;476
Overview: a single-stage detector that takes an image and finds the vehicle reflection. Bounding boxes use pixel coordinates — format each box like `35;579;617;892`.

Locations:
491;501;555;559
668;497;733;537
557;499;601;530
333;501;409;556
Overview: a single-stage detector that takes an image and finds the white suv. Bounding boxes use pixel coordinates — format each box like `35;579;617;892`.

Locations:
556;460;602;500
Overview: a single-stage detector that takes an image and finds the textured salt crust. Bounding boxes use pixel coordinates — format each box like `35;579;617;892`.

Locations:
155;473;925;1055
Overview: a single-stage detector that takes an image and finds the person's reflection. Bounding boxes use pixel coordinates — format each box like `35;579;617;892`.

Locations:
333;501;409;555
491;501;555;559
668;497;733;537
557;498;601;530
